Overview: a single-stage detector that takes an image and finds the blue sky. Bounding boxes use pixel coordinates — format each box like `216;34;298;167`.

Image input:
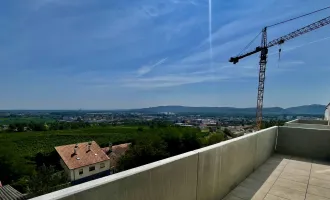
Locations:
1;0;330;109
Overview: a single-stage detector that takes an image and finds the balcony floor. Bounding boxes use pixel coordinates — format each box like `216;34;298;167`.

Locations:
223;154;330;200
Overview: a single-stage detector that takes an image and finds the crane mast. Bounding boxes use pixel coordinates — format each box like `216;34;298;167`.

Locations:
229;15;330;130
256;28;268;130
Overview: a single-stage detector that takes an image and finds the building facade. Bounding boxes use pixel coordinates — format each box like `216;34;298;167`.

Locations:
56;141;111;185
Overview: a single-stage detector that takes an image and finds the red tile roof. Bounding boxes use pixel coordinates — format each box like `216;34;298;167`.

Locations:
102;143;130;169
55;141;110;169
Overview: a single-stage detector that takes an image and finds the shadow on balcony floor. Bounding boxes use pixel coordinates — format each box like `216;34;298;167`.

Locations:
223;154;330;200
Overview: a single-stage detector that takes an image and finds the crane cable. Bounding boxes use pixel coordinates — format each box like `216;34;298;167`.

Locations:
267;6;330;28
237;31;261;56
238;6;330;56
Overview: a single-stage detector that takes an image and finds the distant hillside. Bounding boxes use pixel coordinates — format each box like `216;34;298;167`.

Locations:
285;104;326;115
129;104;326;115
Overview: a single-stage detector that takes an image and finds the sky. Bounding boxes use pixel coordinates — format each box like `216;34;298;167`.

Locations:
1;0;330;109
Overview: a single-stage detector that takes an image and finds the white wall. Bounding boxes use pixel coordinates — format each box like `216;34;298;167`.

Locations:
60;159;74;181
73;160;111;181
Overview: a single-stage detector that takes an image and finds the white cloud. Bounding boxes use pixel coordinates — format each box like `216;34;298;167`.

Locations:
137;58;168;76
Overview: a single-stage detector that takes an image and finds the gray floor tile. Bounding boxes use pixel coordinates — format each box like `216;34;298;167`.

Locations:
305;193;330;200
248;170;279;184
279;172;309;184
311;171;330;181
311;167;330;177
309;177;330;189
268;184;305;200
283;166;310;177
273;178;307;192
308;185;330;199
264;194;288;200
239;177;272;192
229;186;267;200
286;162;311;171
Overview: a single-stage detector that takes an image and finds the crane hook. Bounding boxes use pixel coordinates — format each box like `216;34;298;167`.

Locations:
278;45;282;68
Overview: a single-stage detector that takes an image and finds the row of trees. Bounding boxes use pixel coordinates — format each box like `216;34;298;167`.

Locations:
117;127;226;171
2;121;91;132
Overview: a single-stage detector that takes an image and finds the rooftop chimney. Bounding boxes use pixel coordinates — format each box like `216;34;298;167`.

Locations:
74;144;78;155
87;141;92;151
109;142;112;153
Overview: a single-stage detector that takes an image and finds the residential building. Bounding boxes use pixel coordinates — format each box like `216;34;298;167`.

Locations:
102;143;130;174
55;141;110;185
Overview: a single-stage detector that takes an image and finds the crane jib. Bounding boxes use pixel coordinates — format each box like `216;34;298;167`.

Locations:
267;16;330;48
229;15;330;64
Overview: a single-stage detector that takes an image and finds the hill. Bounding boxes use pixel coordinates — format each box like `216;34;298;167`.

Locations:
129;104;326;115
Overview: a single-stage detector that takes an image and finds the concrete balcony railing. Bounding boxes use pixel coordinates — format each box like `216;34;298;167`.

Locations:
285;119;330;130
32;126;330;200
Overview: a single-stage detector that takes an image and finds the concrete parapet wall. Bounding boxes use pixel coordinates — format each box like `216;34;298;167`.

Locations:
32;151;199;200
196;126;277;200
285;119;330;130
277;126;330;160
31;127;278;200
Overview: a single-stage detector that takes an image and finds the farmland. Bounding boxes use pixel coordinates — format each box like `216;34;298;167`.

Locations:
0;126;144;158
0;116;55;125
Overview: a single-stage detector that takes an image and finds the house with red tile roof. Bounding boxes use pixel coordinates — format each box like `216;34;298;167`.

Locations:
55;141;110;184
102;143;131;173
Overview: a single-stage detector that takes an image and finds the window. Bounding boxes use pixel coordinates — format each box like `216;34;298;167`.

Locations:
100;163;105;168
89;166;95;171
79;169;83;175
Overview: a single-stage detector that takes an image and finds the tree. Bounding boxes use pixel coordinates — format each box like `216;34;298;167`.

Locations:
117;133;169;171
27;165;68;197
206;132;225;146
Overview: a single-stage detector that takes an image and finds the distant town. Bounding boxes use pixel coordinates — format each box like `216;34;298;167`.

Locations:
0;107;324;134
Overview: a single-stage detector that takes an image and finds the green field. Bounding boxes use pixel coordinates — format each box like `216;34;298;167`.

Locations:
0;126;145;158
0;117;55;125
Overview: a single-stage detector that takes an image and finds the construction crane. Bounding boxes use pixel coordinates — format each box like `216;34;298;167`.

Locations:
229;14;330;130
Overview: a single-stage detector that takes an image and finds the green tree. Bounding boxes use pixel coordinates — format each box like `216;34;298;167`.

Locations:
27;165;68;197
206;132;225;146
117;134;169;171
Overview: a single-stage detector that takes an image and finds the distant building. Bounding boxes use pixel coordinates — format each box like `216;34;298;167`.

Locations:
55;141;111;185
102;143;131;174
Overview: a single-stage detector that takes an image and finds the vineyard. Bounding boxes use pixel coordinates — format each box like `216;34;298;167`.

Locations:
0;126;144;158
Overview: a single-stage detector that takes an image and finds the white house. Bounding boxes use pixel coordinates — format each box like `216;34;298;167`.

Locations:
55;141;111;184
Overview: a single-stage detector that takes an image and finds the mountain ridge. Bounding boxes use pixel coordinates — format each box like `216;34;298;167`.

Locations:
128;104;326;115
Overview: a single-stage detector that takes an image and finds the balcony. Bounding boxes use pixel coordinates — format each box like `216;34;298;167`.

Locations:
32;125;330;200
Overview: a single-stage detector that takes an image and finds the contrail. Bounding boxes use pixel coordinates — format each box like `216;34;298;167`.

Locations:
208;0;213;68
